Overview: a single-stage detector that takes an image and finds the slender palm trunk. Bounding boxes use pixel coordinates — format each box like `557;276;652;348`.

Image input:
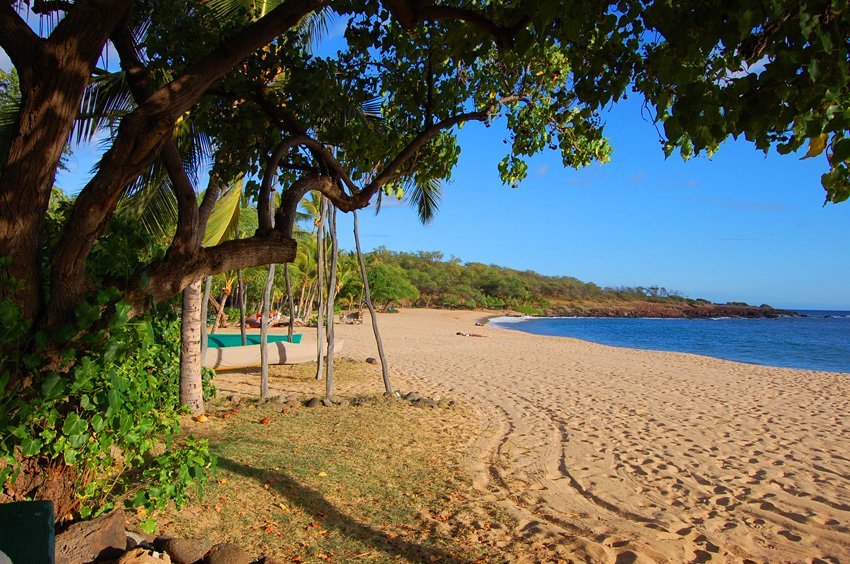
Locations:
315;198;327;381
180;280;205;414
284;263;295;341
353;211;392;394
325;206;339;397
200;276;211;362
304;282;316;322
238;269;247;346
297;282;307;321
260;263;275;399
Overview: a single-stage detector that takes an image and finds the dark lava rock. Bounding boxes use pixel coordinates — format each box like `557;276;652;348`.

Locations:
365;357;378;364
56;508;126;564
305;397;322;408
403;391;419;401
163;537;214;564
205;542;250;564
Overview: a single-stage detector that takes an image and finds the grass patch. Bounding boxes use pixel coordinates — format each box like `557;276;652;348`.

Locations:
126;372;513;562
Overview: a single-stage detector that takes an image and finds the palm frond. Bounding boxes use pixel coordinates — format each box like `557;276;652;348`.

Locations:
359;96;384;119
204;177;244;247
120;181;179;237
405;176;442;224
301;6;334;52
74;71;134;145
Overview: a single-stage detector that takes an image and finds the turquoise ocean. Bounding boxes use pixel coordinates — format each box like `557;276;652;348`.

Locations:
489;310;850;374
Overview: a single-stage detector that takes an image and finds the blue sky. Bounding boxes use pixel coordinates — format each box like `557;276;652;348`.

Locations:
333;99;849;310
3;23;849;311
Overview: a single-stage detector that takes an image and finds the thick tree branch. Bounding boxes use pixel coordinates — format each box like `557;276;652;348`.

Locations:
140;0;326;122
342;98;517;208
0;3;41;70
124;232;297;314
382;1;529;48
259;135;358;234
49;0;325;324
112;18;200;254
272;97;518;239
32;0;74;14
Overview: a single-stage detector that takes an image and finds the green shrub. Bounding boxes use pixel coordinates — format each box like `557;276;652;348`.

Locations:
0;298;214;529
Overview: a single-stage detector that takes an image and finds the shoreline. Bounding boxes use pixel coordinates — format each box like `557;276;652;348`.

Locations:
486;313;850;375
324;308;850;562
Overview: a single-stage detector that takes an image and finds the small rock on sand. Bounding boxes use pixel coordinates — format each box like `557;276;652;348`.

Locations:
305;397;321;408
162;538;213;564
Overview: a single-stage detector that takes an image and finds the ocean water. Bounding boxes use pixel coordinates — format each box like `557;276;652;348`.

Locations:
489;310;850;373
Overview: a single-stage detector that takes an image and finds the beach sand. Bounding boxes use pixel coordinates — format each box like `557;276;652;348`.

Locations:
220;308;850;562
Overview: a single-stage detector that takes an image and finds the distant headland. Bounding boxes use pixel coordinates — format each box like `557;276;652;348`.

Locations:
367;248;794;319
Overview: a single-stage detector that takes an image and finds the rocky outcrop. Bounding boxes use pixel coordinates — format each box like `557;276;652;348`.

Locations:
537;301;795;319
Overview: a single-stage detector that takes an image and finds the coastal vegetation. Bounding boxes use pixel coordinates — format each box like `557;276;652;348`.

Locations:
210;245;787;319
0;0;846;540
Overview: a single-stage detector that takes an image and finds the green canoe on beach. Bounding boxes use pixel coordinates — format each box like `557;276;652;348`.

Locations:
207;334;302;348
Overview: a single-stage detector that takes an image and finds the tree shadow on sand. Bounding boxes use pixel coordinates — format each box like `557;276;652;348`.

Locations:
216;456;465;563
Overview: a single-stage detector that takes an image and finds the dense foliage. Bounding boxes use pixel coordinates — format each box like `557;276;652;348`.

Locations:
1;196;214;530
360;248;699;311
0;300;214;530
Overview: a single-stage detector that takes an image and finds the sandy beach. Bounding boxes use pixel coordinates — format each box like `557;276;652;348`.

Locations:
221;308;850;562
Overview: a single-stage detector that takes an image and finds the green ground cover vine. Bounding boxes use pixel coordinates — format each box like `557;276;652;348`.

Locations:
0;293;215;529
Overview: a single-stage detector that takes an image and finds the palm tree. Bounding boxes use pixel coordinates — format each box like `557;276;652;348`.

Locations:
324;204;339;397
353;210;393;395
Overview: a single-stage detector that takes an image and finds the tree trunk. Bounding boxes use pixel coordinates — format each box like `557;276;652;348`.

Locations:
303;282;316;322
315;198;327;381
284;263;295;341
353;211;393;394
325;205;339;397
260;263;275;399
238;269;247;346
0;3;131;323
179;280;205;414
200;276;211;362
212;286;230;333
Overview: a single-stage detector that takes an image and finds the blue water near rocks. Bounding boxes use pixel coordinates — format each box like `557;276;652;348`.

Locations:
489;310;850;373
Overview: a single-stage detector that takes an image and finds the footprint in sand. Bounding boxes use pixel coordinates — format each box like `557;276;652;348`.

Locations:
777;529;802;542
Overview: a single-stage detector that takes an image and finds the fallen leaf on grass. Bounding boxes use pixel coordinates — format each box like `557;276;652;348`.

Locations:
218;479;228;485
260;418;271;425
193;414;208;422
277;503;290;512
213;505;222;513
317;471;328;477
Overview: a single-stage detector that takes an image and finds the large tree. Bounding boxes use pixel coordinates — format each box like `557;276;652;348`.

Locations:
1;0;847;354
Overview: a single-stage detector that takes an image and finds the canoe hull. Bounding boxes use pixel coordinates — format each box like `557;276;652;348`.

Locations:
202;340;344;370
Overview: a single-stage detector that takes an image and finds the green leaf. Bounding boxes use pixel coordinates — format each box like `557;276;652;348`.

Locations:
41;373;64;398
831;138;850;164
62;413;88;436
139;518;157;534
203;177;243;247
63;447;78;465
20;437;42;457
